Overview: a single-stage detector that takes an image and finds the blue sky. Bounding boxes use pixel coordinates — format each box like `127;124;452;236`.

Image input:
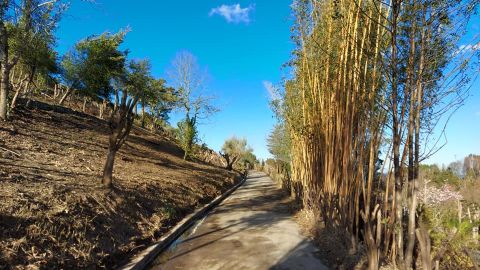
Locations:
422;18;480;166
55;1;479;165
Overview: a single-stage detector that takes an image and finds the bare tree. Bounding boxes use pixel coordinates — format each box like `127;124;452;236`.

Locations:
168;51;218;159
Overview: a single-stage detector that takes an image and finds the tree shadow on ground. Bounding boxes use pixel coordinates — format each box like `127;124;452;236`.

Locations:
151;174;310;269
269;239;329;270
1;98;241;269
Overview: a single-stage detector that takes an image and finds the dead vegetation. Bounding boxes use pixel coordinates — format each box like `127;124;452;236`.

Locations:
0;99;241;269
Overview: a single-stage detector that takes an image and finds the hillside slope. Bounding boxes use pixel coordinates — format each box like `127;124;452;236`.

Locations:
0;99;240;269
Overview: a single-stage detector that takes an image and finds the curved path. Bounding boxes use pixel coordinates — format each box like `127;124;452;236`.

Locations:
149;171;328;270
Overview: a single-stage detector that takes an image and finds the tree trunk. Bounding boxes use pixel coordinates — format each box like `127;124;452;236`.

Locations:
0;21;9;121
102;148;116;188
366;233;379;270
59;85;73;105
390;1;405;265
458;200;462;223
404;10;419;264
416;227;432;270
99;99;107;119
11;67;34;109
141;101;145;128
153;117;158;132
24;66;35;105
101;92;138;188
54;84;58;99
10;86;20;109
114;90;119;110
0;65;9;120
82;96;87;112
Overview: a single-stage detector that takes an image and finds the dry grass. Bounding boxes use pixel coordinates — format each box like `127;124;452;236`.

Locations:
0;99;240;269
292;208;368;270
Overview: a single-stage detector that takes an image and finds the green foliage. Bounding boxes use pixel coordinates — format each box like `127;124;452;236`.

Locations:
177;117;198;160
162;124;178;140
6;0;64;63
1;0;63;104
421;199;479;269
239;151;258;169
8;22;58;76
220;137;253;170
62;31;127;99
267;123;291;163
124;64;177;129
460;179;480;205
221;137;250;158
125;59;151;97
147;78;177;122
160;204;178;220
420;164;462;188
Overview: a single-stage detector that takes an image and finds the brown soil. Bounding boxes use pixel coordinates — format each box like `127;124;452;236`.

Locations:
0;99;241;269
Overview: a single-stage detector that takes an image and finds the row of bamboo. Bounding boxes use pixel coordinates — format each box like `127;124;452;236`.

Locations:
279;0;477;269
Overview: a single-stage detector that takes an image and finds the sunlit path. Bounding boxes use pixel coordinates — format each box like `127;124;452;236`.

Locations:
150;171;328;270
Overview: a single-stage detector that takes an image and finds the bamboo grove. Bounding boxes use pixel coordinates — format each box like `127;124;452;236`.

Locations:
275;0;479;269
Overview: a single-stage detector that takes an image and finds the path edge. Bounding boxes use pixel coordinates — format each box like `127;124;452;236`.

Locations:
118;174;248;270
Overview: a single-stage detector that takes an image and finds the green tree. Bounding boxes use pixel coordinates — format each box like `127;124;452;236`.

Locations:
147;78;177;131
267;124;290;164
59;31;127;106
0;0;65;120
177;117;198;160
9;9;59;108
239;151;258;170
220;137;252;171
102;59;151;188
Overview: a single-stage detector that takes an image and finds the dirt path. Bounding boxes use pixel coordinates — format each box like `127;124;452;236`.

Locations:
150;171;328;270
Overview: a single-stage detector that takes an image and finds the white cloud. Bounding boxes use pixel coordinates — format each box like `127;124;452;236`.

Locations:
263;81;280;101
209;4;254;24
455;42;480;55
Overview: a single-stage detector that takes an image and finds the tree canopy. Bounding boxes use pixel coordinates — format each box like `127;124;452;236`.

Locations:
59;31;127;104
220;136;252;171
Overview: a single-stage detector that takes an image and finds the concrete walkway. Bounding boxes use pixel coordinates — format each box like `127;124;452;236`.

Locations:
149;171;328;270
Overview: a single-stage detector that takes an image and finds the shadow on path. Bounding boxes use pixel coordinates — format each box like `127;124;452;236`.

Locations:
150;171;328;270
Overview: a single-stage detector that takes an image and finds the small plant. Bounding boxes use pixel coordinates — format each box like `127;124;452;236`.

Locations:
177;117;198;160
